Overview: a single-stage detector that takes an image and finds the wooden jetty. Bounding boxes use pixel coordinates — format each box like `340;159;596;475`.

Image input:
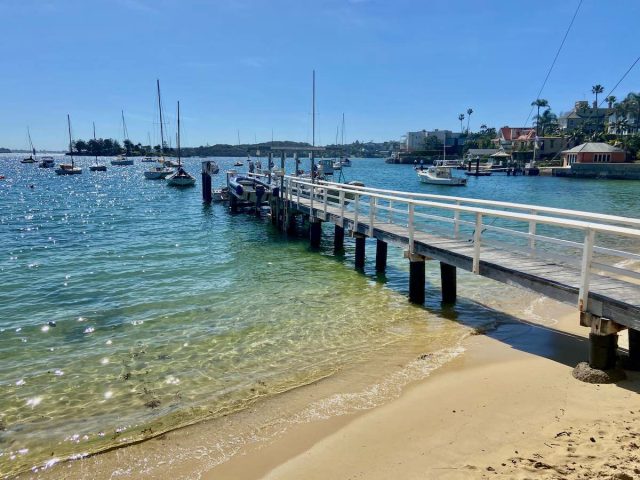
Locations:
202;167;640;372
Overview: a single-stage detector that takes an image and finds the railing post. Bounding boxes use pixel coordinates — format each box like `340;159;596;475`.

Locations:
454;201;460;238
388;200;393;224
296;181;301;207
310;183;314;212
369;196;375;237
323;186;328;218
473;213;482;274
528;209;537;251
354;194;360;234
578;228;595;313
339;190;345;228
408;203;415;253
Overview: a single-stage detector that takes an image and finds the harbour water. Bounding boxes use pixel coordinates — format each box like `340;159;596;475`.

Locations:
1;155;639;478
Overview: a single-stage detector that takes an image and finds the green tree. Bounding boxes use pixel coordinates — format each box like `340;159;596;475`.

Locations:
531;99;549;136
605;95;616;108
458;113;465;133
592;84;605;107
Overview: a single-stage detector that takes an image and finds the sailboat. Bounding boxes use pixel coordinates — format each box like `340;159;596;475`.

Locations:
111;111;134;165
55;115;82;175
89;122;107;171
20;128;37;163
145;80;174;179
142;133;155;162
166;101;196;187
339;113;351;167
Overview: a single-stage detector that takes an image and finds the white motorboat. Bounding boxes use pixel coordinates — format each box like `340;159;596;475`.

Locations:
144;164;173;179
417;162;466;186
56;115;83;175
340;157;351;167
166;101;196;187
38;156;55;168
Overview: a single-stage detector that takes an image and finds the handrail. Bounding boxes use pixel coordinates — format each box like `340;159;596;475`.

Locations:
287;177;640;239
283;176;640;317
308;177;640;228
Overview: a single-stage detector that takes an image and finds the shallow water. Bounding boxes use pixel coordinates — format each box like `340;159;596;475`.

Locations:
1;155;639;477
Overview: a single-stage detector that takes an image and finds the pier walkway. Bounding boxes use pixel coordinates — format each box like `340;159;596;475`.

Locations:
276;176;640;370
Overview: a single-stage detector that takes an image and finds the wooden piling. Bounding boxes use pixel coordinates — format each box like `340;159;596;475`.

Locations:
408;254;426;304
440;262;456;303
201;172;212;203
375;239;387;273
310;219;322;249
475;157;480;175
334;224;345;251
589;332;618;370
354;234;366;270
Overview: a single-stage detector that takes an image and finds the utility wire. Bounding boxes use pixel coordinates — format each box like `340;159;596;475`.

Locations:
597;55;640;108
523;0;583;128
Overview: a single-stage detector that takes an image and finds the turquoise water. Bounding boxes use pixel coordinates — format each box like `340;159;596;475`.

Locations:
1;155;639;477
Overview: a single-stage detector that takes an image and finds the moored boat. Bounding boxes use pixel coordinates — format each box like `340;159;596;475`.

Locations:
417;161;467;186
38;156;55;168
89;122;107;172
166;101;196;187
21;128;37;163
111;111;134;165
144;165;174;179
56;115;82;175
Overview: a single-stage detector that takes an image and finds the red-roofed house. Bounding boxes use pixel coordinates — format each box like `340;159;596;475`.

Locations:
494;127;535;151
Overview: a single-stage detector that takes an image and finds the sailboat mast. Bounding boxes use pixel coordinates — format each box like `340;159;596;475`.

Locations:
157;79;165;155
93;122;98;164
177;101;181;166
341;113;345;147
27;127;35;157
67;115;74;168
443;131;446;161
121;110;129;156
311;69;315;183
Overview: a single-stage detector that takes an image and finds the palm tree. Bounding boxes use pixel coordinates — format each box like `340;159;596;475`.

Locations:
592;84;605;107
458;113;465;133
531;99;549;136
466;108;473;133
605;95;616;109
534;109;558;136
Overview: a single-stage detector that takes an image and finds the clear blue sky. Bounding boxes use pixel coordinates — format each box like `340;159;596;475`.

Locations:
1;0;638;150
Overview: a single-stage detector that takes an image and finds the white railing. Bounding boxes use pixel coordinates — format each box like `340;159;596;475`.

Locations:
283;176;640;314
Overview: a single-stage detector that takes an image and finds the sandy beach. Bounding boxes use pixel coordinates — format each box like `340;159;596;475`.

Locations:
212;309;639;480
36;297;639;480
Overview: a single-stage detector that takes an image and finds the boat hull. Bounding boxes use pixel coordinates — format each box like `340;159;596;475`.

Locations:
89;165;107;172
55;166;82;175
144;169;173;180
111;159;134;166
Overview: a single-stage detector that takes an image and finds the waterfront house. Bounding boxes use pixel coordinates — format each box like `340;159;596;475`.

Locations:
494;127;535;152
562;142;626;167
510;129;569;161
558;101;610;133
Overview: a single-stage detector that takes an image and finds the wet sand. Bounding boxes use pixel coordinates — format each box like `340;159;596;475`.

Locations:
33;302;639;480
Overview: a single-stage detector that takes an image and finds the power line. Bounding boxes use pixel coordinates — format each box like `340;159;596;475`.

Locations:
523;0;583;128
598;54;640;108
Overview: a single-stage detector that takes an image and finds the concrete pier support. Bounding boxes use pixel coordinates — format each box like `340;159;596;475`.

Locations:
407;253;426;304
375;239;387;273
287;213;297;235
310;219;322;249
440;262;456;304
201;172;212;203
629;329;640;370
334;225;345;252
354;234;366;271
